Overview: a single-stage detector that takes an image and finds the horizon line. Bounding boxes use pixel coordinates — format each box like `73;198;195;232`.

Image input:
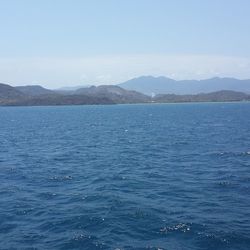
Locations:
1;75;249;89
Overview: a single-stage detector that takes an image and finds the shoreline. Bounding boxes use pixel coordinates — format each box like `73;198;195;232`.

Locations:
1;100;249;108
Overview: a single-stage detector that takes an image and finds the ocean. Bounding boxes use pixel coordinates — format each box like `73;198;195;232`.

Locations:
0;103;250;250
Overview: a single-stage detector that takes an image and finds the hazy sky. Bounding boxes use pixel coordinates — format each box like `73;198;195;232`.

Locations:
1;0;250;88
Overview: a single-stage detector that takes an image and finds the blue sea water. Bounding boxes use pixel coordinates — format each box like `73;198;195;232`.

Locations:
0;103;250;250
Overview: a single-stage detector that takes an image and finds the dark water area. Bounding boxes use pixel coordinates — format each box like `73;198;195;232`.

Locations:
0;103;250;250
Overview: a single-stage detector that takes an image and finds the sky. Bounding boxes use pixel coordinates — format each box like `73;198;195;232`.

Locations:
0;0;250;88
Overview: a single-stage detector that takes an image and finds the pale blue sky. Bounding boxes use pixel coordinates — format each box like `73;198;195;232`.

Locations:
1;0;250;87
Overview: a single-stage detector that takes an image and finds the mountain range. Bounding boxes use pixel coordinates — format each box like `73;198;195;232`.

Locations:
118;76;250;95
0;83;149;106
1;76;250;106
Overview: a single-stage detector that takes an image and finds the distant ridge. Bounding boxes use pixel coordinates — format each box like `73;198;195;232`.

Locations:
16;85;55;96
0;83;149;105
0;81;250;106
118;76;250;95
75;85;150;103
154;90;250;103
55;85;91;93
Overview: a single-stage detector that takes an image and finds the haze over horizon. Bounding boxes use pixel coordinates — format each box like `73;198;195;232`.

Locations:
1;0;250;88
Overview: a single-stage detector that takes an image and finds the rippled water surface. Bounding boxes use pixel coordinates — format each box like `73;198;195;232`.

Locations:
0;103;250;250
